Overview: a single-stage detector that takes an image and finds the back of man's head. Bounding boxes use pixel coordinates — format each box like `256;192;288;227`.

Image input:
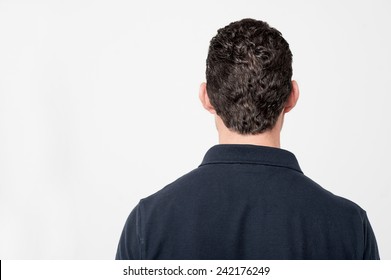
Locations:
206;18;293;135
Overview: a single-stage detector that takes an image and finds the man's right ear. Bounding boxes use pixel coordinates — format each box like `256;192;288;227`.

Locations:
199;82;216;114
283;80;300;113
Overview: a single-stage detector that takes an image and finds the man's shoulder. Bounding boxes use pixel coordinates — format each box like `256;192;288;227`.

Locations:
292;171;366;218
140;167;204;204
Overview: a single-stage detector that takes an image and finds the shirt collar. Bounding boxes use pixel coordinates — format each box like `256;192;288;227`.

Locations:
199;144;303;173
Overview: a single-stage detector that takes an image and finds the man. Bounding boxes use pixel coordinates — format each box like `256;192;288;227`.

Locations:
116;18;380;259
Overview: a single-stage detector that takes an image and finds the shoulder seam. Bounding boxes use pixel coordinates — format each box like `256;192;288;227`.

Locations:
137;199;145;260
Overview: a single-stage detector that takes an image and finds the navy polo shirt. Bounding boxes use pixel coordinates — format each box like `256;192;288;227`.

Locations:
116;144;380;259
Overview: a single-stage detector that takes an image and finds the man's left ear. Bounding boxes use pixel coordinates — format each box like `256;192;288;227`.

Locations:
284;80;300;113
199;82;216;114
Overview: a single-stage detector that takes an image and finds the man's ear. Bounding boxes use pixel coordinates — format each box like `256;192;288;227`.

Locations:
284;80;300;113
199;82;216;114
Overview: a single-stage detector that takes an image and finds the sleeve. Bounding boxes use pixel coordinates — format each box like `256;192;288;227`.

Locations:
362;212;380;260
115;202;142;260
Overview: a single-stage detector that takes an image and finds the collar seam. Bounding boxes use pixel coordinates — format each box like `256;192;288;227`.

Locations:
199;161;303;174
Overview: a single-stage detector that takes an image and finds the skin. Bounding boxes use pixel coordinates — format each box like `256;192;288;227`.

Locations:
198;80;300;148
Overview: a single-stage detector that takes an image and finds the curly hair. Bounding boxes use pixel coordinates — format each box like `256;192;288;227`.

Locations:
206;18;293;134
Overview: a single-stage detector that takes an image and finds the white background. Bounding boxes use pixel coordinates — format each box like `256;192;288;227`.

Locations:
0;0;390;259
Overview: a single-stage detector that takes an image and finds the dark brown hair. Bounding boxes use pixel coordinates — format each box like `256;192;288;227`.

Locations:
206;18;293;134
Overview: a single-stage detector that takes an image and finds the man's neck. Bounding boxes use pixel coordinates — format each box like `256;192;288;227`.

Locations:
218;130;281;148
216;116;282;148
